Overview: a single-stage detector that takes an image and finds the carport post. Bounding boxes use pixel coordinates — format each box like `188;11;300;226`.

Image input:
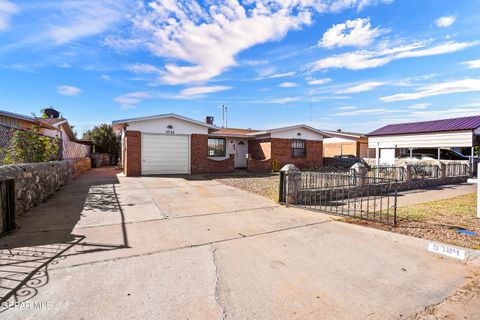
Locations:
467;163;480;218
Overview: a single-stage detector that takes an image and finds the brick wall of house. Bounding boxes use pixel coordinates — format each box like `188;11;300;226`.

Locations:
323;141;358;157
248;139;271;160
246;158;273;172
271;138;323;169
124;130;141;177
191;134;235;174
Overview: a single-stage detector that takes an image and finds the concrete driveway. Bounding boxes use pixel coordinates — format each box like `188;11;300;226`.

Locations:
0;168;478;319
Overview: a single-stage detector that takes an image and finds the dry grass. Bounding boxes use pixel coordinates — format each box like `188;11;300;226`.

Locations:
346;193;480;250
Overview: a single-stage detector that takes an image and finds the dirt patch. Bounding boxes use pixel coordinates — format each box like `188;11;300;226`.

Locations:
211;174;279;202
412;271;480;320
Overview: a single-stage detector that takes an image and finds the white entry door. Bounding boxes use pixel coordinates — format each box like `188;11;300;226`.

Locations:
235;141;247;168
141;133;190;175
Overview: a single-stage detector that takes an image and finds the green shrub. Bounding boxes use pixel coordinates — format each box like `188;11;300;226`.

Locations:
3;125;60;164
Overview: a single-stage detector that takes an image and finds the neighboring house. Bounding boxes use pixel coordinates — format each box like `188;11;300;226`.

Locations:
323;130;374;158
367;115;480;165
0;110;58;155
0;110;58;131
112;113;331;176
36;117;91;159
0;109;91;160
36;117;76;142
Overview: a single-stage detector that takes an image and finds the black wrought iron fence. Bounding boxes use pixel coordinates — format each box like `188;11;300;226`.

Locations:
281;171;398;226
0;179;15;233
445;163;469;177
411;164;440;180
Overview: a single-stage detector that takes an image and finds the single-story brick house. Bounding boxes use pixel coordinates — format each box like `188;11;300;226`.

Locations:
323;129;374;158
112;113;331;176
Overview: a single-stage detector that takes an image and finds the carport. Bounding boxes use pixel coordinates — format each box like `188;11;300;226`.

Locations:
367;115;480;166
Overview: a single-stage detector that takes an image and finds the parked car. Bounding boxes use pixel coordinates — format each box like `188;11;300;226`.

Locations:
398;149;469;161
334;154;357;159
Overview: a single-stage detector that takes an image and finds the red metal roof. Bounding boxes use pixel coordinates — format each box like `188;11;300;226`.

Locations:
367;115;480;136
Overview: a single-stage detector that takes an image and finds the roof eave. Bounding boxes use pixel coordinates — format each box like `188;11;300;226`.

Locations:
112;113;217;129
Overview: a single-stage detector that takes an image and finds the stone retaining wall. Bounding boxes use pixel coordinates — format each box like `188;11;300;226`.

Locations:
0;158;91;232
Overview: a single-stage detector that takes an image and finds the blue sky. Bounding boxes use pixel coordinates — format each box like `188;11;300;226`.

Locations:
0;0;479;136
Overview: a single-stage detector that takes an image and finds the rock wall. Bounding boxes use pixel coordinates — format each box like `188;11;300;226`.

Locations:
0;158;91;230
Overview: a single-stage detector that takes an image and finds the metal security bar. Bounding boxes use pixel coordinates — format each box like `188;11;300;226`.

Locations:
0;179;15;233
368;165;405;181
411;164;440;180
445;163;469;177
281;171;398;226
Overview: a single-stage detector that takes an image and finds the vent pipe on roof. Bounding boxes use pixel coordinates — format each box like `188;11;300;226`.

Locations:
205;116;214;125
221;104;228;128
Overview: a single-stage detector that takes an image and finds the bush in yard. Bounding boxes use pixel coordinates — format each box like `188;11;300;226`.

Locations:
3;125;60;164
83;124;119;161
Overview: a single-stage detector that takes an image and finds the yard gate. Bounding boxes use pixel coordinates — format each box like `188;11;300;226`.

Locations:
280;169;398;226
0;179;15;233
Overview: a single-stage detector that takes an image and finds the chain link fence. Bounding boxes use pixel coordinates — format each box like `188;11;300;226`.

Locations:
0;124;62;163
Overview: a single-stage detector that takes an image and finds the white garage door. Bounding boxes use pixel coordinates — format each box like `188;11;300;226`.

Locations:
142;134;190;175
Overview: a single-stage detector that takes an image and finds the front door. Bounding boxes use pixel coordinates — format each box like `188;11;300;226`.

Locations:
235;141;247;168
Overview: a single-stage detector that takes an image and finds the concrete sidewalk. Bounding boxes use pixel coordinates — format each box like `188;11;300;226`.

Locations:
0;168;478;319
396;183;476;207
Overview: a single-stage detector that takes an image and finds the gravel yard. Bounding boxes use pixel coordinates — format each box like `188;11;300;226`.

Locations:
211;173;280;202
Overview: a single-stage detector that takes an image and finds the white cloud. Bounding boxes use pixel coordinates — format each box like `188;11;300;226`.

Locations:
114;91;151;109
308;78;331;85
270;97;301;104
380;79;480;102
58;63;71;69
435;16;456;28
259;71;296;80
108;1;392;85
177;85;232;99
309;41;477;71
319;18;386;49
328;0;394;12
337;106;357;110
47;1;126;44
57;85;81;96
279;82;298;88
242;59;268;66
463;59;480;69
407;103;430;109
126;63;162;74
337;81;385;93
334;108;402;116
101;74;111;80
0;0;18;31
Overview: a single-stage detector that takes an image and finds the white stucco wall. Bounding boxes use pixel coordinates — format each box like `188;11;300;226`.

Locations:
270;127;324;140
125;117;209;135
323;136;356;144
368;130;473;148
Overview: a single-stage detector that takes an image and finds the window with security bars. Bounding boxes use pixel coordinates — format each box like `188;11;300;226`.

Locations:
292;139;306;157
207;138;226;157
